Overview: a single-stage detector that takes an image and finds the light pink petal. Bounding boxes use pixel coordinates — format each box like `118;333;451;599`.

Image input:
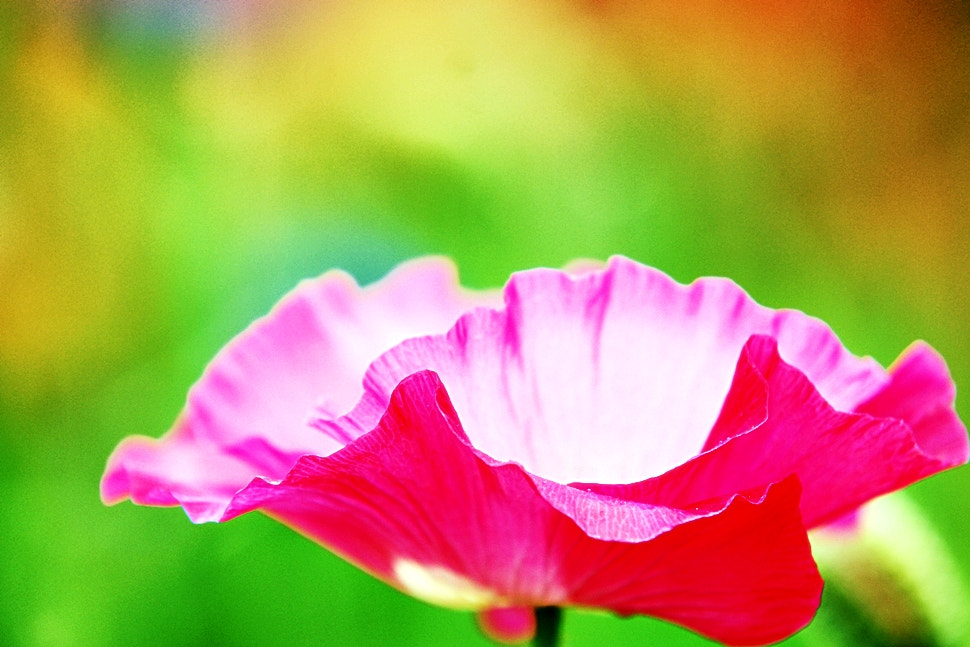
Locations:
315;256;888;486
230;371;821;647
101;258;499;521
477;607;536;644
101;430;300;521
585;335;965;529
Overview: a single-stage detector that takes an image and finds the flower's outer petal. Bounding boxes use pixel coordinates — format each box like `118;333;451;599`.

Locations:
315;256;887;485
855;341;969;465
101;258;499;521
585;336;966;529
230;371;821;647
477;607;536;644
565;475;820;647
100;431;303;522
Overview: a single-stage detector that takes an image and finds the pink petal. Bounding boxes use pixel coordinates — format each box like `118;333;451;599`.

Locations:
100;430;300;522
101;258;499;521
230;371;821;646
476;607;536;644
316;256;888;486
855;341;969;464
585;335;965;529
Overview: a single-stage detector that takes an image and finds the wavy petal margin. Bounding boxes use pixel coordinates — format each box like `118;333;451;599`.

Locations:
316;256;890;486
227;371;821;646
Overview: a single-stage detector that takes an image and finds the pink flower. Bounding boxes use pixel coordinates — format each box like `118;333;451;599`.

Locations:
101;256;968;646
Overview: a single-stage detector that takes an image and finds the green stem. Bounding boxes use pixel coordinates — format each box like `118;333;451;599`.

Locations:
533;606;563;647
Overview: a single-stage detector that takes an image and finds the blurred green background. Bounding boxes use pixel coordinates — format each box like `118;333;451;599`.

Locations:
2;1;969;645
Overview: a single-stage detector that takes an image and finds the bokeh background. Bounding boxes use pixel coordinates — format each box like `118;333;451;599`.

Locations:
2;1;969;645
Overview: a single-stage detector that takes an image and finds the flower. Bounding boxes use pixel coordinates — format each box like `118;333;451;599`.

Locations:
101;256;968;646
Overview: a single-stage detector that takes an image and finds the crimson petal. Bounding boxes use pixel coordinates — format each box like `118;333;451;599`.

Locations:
226;370;821;646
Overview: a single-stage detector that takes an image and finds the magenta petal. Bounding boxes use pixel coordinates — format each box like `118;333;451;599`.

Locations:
589;335;963;528
227;371;821;646
101;258;498;521
855;341;970;464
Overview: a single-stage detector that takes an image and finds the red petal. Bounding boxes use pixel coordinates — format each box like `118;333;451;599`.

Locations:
227;371;821;646
564;475;820;646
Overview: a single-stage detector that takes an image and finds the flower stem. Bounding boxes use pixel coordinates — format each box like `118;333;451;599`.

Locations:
533;606;562;647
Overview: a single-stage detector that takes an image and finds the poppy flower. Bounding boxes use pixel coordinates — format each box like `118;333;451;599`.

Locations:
101;256;968;646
